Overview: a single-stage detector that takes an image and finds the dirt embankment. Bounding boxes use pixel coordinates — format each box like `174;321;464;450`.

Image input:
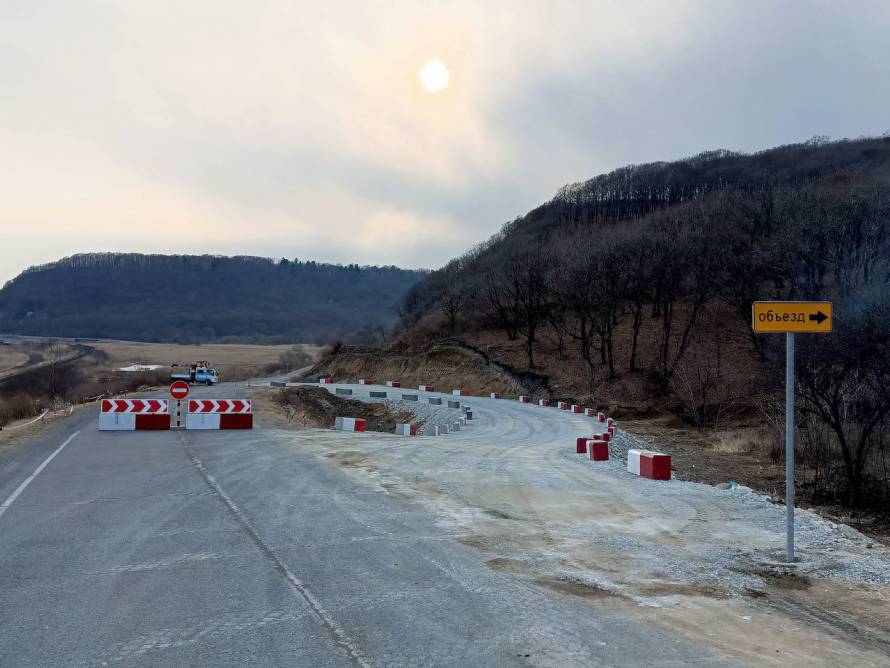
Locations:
254;386;414;432
301;340;549;398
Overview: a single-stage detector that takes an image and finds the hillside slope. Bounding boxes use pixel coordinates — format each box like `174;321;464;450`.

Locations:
392;135;890;514
0;253;426;343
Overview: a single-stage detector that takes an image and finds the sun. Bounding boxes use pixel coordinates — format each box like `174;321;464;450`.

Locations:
419;59;450;93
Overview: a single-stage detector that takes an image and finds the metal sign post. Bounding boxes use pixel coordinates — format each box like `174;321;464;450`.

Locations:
752;301;832;563
785;332;795;562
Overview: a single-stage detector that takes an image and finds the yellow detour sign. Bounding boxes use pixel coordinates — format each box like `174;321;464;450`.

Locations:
752;301;832;334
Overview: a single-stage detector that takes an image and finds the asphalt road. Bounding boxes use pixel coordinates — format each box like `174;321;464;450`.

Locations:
0;383;735;667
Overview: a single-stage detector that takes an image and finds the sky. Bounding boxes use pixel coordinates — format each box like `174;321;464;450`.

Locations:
2;0;889;284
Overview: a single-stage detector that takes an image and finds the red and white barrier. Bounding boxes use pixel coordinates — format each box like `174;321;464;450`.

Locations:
571;405;582;414
319;376;333;384
418;385;434;392
395;423;417;436
490;392;501;399
99;399;170;431
585;408;597;417
576;437;589;454
538;399;551;407
587;439;609;461
598;431;611;443
598;412;606;422
519;396;530;403
386;381;401;388
641;451;670;480
358;378;373;385
334;417;366;432
186;399;253;430
432;425;447;435
627;449;671;480
557;401;569;410
452;389;470;396
189;400;251;413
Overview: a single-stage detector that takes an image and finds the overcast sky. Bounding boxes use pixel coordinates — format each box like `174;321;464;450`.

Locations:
2;1;889;284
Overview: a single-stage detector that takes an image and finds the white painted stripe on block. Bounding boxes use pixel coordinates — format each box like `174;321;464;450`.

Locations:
627;449;642;476
98;413;137;431
185;413;221;430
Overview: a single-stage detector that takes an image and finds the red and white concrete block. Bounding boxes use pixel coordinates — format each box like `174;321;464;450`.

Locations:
186;399;253;430
627;449;671;480
519;396;530;403
490;392;501;399
452;389;471;396
597;412;606;423
395;423;417;436
385;381;401;388
334;416;367;432
418;384;434;392
99;399;170;431
538;399;551;407
557;401;569;410
358;378;373;385
571;404;582;414
319;376;333;384
587;439;609;461
585;408;597;417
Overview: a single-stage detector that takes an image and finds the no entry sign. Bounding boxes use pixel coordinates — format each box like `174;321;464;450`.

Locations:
169;380;190;400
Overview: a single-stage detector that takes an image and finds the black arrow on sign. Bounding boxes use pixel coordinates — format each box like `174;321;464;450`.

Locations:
809;311;828;325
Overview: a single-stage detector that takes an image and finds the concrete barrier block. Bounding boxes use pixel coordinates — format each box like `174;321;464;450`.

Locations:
640;452;671;480
519;396;530;403
428;397;443;405
98;413;137;431
452;421;461;431
319;376;333;384
587;440;609;461
490;392;501;399
585;408;596;417
452;389;470;396
185;413;221;430
465;411;473;420
386;381;401;387
401;394;419;401
358;379;373;385
335;388;353;396
334;417;367;432
538;399;551;407
576;437;589;454
558;401;569;410
418;385;434;392
627;449;642;475
369;391;387;398
571;405;582;414
447;400;461;409
598;412;606;422
395;423;417;436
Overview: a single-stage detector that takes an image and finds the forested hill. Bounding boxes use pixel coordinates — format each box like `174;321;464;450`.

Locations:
0;254;426;343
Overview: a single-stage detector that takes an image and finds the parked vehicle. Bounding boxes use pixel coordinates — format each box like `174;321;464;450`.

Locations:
171;361;219;385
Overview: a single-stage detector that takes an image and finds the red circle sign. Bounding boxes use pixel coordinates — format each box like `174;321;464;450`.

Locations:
170;380;190;400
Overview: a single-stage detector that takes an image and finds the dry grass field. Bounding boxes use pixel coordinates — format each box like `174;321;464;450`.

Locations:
89;340;323;371
0;345;31;376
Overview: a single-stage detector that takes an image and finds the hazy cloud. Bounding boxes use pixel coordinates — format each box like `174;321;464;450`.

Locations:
2;0;889;283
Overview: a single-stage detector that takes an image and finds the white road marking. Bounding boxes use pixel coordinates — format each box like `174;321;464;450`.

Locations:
0;431;80;519
183;443;371;668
